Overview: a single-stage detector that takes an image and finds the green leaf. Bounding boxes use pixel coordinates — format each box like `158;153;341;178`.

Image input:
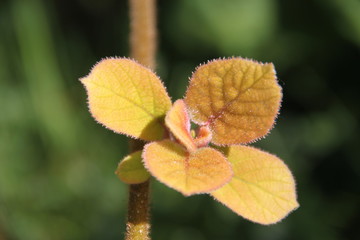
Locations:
116;151;150;184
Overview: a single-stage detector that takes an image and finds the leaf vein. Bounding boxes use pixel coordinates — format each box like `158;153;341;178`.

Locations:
87;81;155;118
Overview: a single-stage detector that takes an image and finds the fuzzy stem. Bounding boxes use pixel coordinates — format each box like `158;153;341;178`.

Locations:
129;0;157;69
126;0;157;239
125;180;150;240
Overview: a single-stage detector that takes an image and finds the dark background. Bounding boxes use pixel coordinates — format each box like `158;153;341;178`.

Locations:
1;0;359;239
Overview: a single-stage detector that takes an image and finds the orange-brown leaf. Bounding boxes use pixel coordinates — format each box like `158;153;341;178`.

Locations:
194;126;212;148
185;58;282;145
211;145;298;224
80;58;172;141
143;140;233;196
165;100;197;152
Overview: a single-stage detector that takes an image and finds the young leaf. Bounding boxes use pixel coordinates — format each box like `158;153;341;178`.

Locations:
211;145;299;225
80;58;172;141
194;125;212;148
143;140;233;196
165;99;197;152
185;58;282;145
115;150;150;184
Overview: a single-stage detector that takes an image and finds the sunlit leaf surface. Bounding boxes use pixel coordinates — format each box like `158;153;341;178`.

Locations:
194;125;212;148
212;145;298;224
165;99;197;152
185;58;282;145
80;58;172;141
143;140;233;196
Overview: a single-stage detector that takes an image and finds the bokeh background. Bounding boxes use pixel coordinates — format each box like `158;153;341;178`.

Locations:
1;0;359;239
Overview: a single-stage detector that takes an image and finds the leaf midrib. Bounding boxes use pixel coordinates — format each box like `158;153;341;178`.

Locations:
207;66;270;125
87;80;157;119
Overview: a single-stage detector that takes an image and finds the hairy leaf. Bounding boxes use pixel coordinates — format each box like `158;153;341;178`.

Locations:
194;125;212;148
143;140;233;196
80;58;172;141
115;151;150;184
165;100;197;152
185;58;282;145
211;145;298;224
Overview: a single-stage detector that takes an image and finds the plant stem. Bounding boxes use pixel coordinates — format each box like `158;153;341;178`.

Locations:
126;0;157;239
129;0;157;69
125;180;150;240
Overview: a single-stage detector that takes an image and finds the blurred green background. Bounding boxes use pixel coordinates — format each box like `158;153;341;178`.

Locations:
1;0;359;239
